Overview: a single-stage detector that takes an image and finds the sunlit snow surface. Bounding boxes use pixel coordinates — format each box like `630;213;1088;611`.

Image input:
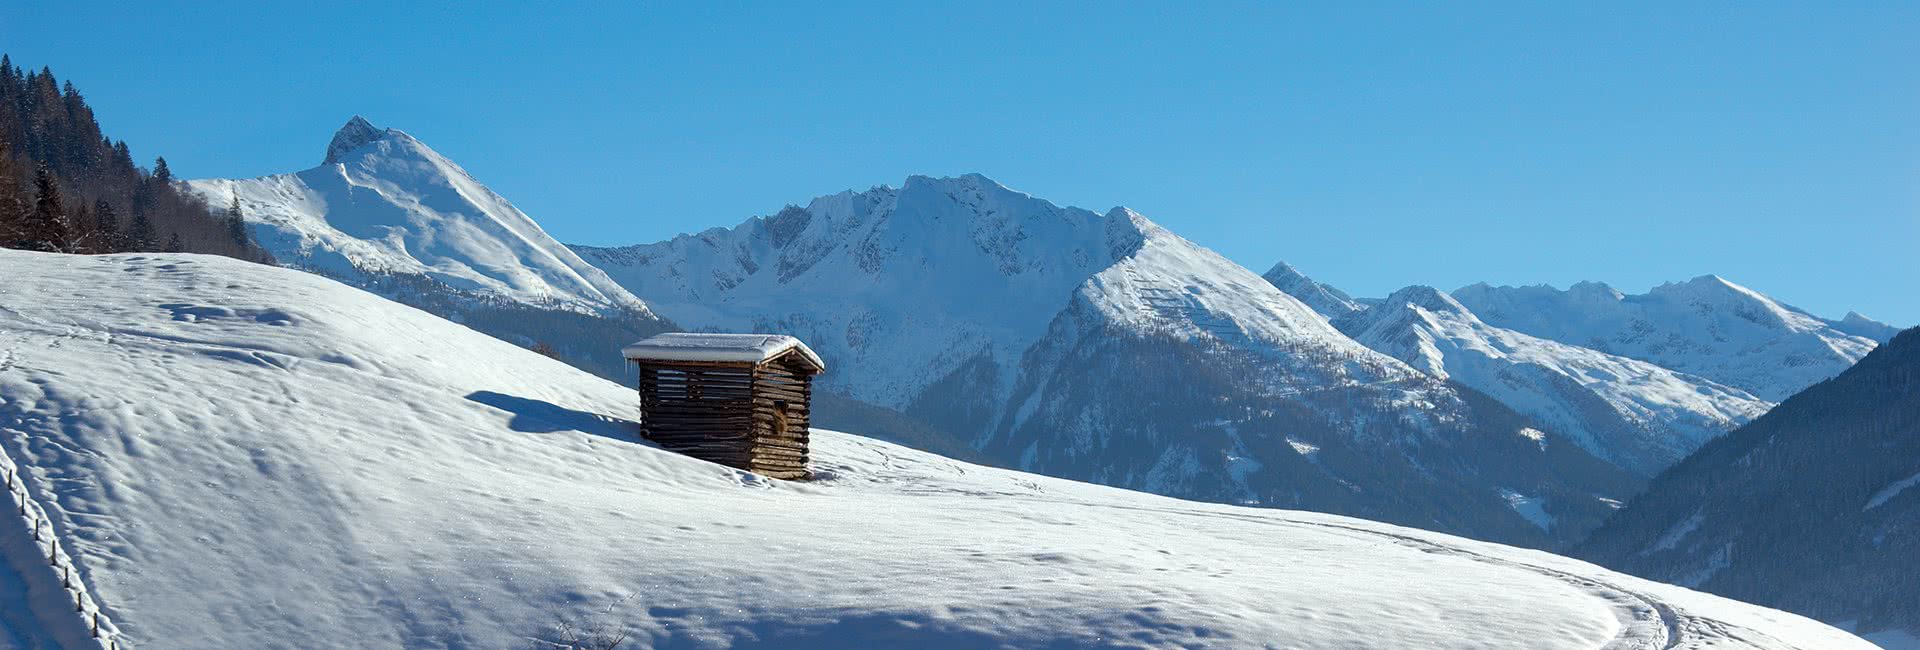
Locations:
0;251;1871;649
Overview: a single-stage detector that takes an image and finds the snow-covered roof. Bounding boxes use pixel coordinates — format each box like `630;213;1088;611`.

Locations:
622;333;825;370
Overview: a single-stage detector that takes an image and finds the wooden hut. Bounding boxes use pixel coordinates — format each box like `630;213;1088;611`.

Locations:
622;333;825;480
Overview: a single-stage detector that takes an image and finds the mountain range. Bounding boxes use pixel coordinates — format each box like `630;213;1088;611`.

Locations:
573;172;1634;547
190;117;1900;552
1451;278;1886;401
1332;284;1772;475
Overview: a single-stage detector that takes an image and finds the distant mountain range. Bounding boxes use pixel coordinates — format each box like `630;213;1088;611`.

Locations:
1578;326;1920;644
1451;277;1886;401
1332;284;1770;475
193;117;1899;552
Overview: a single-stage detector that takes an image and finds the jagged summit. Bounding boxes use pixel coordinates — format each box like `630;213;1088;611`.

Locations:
323;115;390;165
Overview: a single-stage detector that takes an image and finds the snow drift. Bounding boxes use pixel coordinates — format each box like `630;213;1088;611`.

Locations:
0;249;1871;649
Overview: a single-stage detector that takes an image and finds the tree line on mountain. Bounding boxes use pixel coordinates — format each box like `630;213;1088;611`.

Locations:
0;55;269;261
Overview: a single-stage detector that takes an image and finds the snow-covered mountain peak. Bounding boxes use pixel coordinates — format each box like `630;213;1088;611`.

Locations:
574;174;1137;405
189;120;654;317
323;115;391;165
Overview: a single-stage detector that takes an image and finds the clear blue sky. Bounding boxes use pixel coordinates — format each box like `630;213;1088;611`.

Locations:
4;2;1914;325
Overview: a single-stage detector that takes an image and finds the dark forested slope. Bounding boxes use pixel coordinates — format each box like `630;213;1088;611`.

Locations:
0;56;268;260
1579;327;1920;637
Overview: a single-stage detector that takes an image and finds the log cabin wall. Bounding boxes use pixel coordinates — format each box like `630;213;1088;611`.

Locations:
746;352;814;479
635;352;816;480
637;361;758;465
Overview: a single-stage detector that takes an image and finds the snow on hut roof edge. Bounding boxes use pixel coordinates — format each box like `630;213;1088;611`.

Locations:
622;333;826;370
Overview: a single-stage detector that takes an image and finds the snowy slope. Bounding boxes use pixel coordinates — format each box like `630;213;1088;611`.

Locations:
1337;286;1773;474
1453;277;1879;401
577;176;1641;548
186;116;651;317
1261;261;1363;318
0;249;1872;649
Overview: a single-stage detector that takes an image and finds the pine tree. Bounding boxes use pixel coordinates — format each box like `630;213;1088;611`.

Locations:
21;161;69;252
0;144;25;246
225;194;248;246
151;156;171;185
94;199;122;252
128;208;155;251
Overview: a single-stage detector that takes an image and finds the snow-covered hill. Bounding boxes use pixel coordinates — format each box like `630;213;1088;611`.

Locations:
1336;285;1772;475
186;116;650;318
0;249;1872;649
577;175;1639;548
1452;277;1881;401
